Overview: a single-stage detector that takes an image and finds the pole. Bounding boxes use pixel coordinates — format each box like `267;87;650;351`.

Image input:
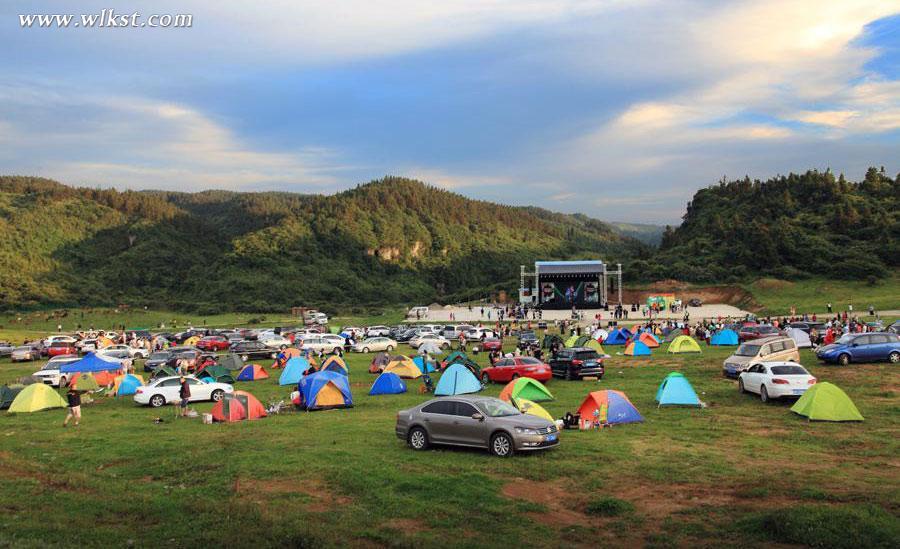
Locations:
617;263;623;305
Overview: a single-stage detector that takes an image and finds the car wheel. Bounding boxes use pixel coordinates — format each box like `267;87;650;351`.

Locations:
149;394;166;408
408;427;429;450
386;345;394;352
738;379;746;394
889;351;899;364
211;389;224;402
490;432;514;457
838;353;850;366
511;373;520;380
362;347;370;354
760;385;769;403
481;372;491;384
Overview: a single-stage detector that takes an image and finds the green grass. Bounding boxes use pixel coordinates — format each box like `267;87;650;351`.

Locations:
746;274;900;316
1;331;898;548
736;504;899;548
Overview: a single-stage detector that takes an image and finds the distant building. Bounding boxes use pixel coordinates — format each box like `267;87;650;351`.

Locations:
519;260;622;308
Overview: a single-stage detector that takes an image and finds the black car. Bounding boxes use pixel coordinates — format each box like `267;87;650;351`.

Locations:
688;298;703;307
144;351;174;372
395;328;419;343
549;348;604;380
517;331;539;350
230;341;278;362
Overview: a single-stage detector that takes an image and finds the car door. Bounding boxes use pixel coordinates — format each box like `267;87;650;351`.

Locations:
156;378;181;401
850;335;871;361
187;378;210;402
420;400;456;443
743;364;762;392
867;334;889;361
451;401;489;447
495;359;514;382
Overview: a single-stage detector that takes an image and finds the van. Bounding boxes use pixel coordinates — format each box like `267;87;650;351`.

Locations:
723;336;799;378
409;306;429;319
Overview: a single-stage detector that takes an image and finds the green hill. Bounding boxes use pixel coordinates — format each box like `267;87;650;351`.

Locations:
0;176;647;313
638;168;899;282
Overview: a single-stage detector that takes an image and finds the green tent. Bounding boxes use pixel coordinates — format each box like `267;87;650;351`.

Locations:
8;384;67;413
574;335;593;347
542;334;564;349
218;354;245;371
585;339;606;354
564;335;579;348
0;385;24;410
73;373;100;392
667;335;702;354
199;365;235;384
151;366;178;381
791;382;864;422
500;377;554;402
443;351;469;367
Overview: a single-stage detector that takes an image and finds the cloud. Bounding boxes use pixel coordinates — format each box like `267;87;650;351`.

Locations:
405;167;512;190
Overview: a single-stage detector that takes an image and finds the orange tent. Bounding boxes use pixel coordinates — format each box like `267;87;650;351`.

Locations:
638;332;660;348
93;370;119;386
210;391;267;422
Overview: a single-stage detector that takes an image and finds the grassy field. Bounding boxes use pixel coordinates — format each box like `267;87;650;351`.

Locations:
746;275;900;316
1;333;897;547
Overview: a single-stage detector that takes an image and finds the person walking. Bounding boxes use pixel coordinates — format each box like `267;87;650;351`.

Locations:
63;386;81;427
178;376;191;418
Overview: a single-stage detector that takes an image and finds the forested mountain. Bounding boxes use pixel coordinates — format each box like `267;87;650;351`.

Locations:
636;168;899;282
0;176;647;312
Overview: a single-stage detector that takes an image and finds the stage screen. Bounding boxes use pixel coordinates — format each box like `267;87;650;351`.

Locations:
538;275;600;308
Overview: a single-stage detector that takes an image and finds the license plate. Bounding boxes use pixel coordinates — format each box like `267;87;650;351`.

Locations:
545;434;557;442
793;389;806;395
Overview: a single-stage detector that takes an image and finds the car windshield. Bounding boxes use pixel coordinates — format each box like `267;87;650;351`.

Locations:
14;346;31;351
520;358;542;365
478;400;522;417
771;365;808;375
574;351;599;360
735;344;761;357
149;353;169;360
836;334;855;345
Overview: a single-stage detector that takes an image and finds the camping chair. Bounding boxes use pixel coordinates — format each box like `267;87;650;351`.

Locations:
419;374;434;394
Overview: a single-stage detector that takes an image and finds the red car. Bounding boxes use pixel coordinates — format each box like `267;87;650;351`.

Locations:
196;336;230;352
480;356;552;384
738;325;781;342
47;341;78;357
481;338;503;352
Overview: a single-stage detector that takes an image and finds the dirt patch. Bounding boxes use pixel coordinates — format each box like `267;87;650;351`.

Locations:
233;476;353;511
385;518;429;532
502;478;592;528
621;282;758;311
0;451;96;494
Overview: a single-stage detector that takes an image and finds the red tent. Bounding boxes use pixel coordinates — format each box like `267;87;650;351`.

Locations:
210;391;267;422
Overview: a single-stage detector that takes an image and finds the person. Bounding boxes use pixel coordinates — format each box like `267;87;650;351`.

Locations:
178;376;191;418
827;302;832;313
63;386;81;427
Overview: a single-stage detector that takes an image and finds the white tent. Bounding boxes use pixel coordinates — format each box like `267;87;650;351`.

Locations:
591;329;609;342
785;327;812;348
418;341;444;355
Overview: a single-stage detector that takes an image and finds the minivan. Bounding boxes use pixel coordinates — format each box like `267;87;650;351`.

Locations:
723;336;799;378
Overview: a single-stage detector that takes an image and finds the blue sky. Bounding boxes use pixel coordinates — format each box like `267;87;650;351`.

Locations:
1;1;898;223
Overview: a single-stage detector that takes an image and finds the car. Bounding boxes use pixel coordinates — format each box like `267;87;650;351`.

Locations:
0;341;13;357
517;331;539;350
441;325;474;339
888;320;900;335
409;333;451;350
259;334;291;349
723;336;800;378
298;336;345;354
549;348;604;380
144;351;174;372
133;375;234;408
479;338;503;352
11;345;41;362
688;298;703;307
76;338;100;353
816;332;900;365
43;335;78;347
228;341;278;362
352;337;397;353
47;340;78;357
408;306;429;319
32;356;81;387
99;344;149;359
738;325;782;342
738;362;817;402
481;357;552;384
395;328;419;343
464;327;496;340
365;326;392;337
196;335;231;352
396;395;559;457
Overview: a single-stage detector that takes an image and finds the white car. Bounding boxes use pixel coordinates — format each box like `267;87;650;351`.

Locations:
464;328;496;340
409;333;450;350
32;356;81;387
298;336;345;354
42;335;77;347
352;337;397;353
99;344;149;359
738;362;817;402
76;339;101;353
259;334;291;349
134;375;234;408
365;326;392;337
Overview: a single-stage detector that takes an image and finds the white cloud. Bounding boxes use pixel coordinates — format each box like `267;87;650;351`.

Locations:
405;167;512;190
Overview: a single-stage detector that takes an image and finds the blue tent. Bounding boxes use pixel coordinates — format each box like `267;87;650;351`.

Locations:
279;357;310;386
604;329;632;345
710;329;739;346
297;371;353;410
434;363;482;396
412;355;436;374
60;352;121;374
655;372;701;407
624;340;652;356
116;374;143;396
368;372;407;395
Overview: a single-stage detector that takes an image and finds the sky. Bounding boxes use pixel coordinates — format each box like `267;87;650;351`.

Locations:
1;1;898;224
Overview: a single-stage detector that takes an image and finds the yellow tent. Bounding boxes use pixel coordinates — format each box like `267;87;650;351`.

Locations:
183;336;201;346
321;355;348;372
384;357;422;379
667;335;702;354
585;339;606;354
97;336;115;348
112;373;145;394
8;384;67;413
564;335;579;348
515;398;554;422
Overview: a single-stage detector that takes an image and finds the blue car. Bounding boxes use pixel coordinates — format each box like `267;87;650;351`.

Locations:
816;332;900;365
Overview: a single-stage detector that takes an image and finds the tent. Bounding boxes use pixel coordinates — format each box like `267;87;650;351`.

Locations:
584;339;606;354
667;335;702;354
577;390;643;428
418;341;444;355
369;352;391;374
785;327;812;349
218;354;245;371
321;356;348;375
663;329;686;343
183;336;201;346
638;332;660;348
383;356;422;379
655;372;701;407
542;334;564;349
0;385;24;410
150;366;178;381
604;329;631;345
441;351;469;369
115;374;144;396
368;372;407;395
297;371;353;410
512;397;554;422
8;384;67;413
498;377;554;402
791;382;863;421
198;365;236;384
279;357;311;386
71;373;100;392
93;370;118;386
434;363;482;396
710;329;739;346
591;329;609;342
211;391;267;422
236;364;269;381
624;340;652;356
564;334;579;348
60;352;121;374
412;355;437;374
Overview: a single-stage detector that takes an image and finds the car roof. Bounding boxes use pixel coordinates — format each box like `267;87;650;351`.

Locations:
749;336;790;344
152;375;199;383
428;395;498;404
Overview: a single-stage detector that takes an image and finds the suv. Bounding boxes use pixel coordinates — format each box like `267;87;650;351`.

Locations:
366;326;392;337
441;325;474;339
549;348;604;380
33;356;81;387
517;331;539;350
298;336;344;354
230;341;279;362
